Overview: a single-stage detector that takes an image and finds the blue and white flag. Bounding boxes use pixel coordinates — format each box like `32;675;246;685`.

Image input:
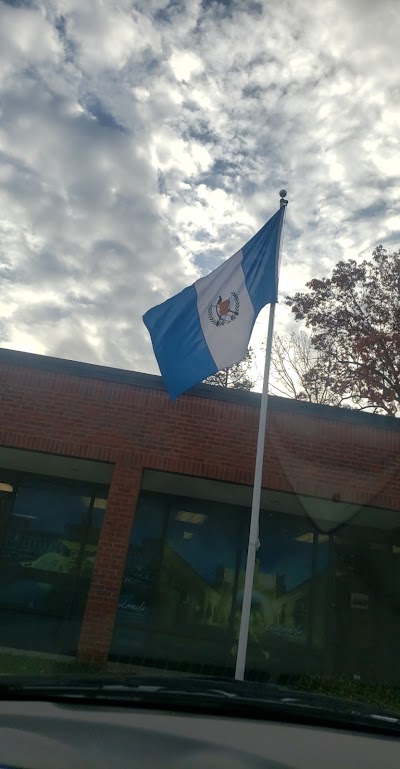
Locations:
143;207;284;400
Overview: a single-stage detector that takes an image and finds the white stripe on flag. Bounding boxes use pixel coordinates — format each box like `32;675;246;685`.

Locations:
195;250;255;371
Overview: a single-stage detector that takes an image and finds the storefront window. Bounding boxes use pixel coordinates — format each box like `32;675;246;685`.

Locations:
151;496;246;670
0;471;108;655
332;525;398;681
245;514;315;673
111;492;246;670
111;487;329;678
111;492;167;659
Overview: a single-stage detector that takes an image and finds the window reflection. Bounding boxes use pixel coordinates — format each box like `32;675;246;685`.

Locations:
112;490;329;678
332;526;400;682
0;472;108;655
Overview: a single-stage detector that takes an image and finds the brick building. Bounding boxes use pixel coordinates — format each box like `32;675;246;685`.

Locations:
0;347;399;682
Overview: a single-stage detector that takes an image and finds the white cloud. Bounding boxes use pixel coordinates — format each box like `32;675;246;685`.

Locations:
169;50;204;81
60;0;162;74
0;0;398;381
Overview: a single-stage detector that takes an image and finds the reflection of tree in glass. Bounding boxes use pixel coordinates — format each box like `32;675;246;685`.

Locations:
27;540;97;575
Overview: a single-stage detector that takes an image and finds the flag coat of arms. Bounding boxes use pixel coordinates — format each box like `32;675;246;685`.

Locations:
143;206;284;399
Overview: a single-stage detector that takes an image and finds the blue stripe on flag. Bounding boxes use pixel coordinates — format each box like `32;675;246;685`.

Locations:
143;284;217;400
241;207;283;316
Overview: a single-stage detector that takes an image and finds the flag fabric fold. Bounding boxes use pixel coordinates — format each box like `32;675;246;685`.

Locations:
143;206;284;400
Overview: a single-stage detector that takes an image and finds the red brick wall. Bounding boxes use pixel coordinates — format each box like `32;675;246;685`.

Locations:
0;358;399;663
77;463;142;664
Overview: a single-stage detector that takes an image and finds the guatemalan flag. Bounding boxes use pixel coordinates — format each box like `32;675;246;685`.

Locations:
143;206;284;400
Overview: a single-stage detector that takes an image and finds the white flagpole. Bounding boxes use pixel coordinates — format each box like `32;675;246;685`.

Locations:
235;190;288;681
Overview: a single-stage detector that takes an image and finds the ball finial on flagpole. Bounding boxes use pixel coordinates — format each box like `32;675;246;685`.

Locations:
279;189;288;207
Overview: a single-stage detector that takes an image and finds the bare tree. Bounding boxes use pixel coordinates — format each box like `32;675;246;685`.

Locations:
204;348;255;390
270;331;345;406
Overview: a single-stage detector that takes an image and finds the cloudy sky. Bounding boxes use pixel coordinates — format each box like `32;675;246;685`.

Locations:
0;0;399;382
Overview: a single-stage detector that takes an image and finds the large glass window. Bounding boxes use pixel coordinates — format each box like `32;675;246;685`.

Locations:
112;492;167;660
332;525;398;682
111;491;246;671
111;487;329;678
244;515;315;676
152;496;246;670
0;471;108;655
